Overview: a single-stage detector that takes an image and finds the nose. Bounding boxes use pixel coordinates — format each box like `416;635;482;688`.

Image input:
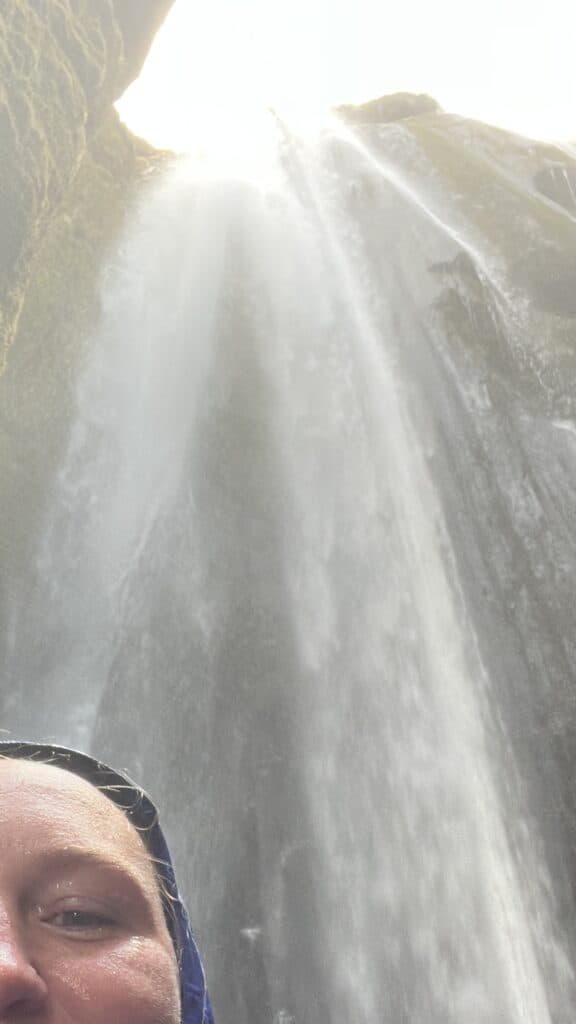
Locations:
0;926;48;1017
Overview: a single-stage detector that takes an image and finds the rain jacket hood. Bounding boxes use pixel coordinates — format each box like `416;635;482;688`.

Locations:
0;740;215;1024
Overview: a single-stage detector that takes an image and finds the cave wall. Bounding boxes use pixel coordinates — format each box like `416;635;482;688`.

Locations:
0;0;174;601
0;0;174;366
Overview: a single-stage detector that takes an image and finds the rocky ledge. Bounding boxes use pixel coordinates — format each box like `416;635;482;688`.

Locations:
336;92;442;125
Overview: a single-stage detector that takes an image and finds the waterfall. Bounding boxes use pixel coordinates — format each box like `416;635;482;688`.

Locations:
2;121;576;1022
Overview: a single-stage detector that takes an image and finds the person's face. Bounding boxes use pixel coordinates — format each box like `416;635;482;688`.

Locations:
0;758;181;1023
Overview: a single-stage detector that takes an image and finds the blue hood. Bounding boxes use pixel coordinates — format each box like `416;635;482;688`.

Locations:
0;740;214;1024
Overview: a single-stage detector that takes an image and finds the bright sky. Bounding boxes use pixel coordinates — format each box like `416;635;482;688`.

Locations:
116;0;576;153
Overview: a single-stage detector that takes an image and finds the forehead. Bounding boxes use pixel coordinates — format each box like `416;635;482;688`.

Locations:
0;758;150;868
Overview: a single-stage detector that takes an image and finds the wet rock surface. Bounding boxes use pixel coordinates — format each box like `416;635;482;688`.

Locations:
337;91;441;125
0;0;174;363
535;163;576;216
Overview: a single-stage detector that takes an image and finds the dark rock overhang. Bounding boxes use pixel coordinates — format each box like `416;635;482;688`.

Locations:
112;0;176;99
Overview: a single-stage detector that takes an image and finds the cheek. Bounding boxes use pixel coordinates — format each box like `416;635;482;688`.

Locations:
47;939;181;1024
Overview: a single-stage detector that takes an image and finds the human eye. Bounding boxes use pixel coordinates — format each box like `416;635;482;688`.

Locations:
42;906;119;939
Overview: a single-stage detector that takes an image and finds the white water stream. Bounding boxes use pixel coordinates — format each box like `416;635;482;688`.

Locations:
4;125;576;1021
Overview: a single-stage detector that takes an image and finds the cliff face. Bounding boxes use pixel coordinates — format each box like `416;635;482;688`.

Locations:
0;0;174;593
337;92;441;125
112;0;175;97
0;0;174;365
335;97;576;404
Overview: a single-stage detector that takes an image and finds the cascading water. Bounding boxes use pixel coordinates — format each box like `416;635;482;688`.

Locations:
2;118;576;1021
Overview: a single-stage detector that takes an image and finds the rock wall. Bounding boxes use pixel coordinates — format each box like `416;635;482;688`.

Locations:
337;92;441;125
0;0;174;366
0;0;173;598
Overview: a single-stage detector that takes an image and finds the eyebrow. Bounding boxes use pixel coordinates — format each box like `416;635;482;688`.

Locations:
31;846;155;905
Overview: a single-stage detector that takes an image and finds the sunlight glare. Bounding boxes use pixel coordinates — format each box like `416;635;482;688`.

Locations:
116;0;576;155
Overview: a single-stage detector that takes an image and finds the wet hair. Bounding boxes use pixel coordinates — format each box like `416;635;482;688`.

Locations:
0;741;181;956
